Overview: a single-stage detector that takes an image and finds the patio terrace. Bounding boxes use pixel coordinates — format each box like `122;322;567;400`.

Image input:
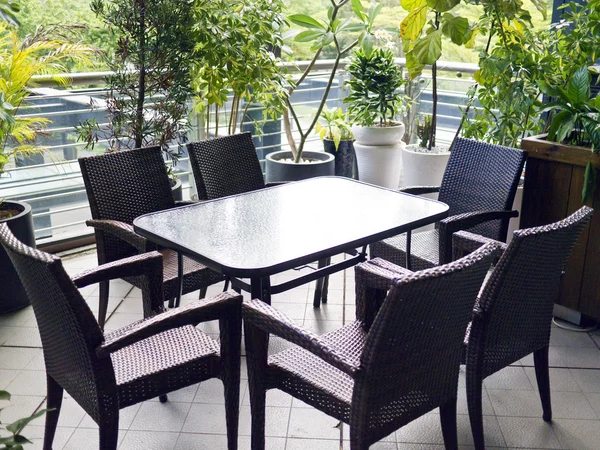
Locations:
1;248;600;450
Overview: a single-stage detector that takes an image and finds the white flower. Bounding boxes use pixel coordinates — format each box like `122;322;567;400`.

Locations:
384;40;396;50
374;29;392;42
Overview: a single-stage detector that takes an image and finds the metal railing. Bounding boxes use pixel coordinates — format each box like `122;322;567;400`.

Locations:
0;59;478;248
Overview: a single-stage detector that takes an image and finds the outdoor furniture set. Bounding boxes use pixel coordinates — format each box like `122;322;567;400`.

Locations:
0;134;594;450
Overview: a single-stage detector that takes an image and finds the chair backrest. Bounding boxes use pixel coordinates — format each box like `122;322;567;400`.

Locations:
79;146;175;262
187;132;265;200
473;206;593;376
439;138;527;241
0;224;115;421
353;242;501;439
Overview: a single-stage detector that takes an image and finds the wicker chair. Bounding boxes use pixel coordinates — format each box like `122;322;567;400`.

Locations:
187;132;332;306
370;137;527;270
0;223;242;450
451;206;594;450
243;241;503;450
79;146;224;328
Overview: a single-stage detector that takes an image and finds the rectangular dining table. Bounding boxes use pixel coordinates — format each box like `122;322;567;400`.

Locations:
133;177;449;306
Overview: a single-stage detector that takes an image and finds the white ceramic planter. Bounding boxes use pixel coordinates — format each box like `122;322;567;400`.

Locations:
352;123;405;188
506;184;524;244
352;123;405;146
402;145;451;192
354;142;405;189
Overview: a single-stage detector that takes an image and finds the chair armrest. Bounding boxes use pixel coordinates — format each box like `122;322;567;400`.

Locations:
175;200;196;207
399;186;440;195
354;259;412;329
452;230;507;262
72;251;165;317
242;299;360;377
97;291;243;357
87;219;148;253
439;210;517;264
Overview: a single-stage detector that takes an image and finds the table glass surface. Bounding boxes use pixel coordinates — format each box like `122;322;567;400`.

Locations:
134;177;449;276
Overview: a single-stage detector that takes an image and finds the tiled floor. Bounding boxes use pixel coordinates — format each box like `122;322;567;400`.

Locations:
1;248;600;449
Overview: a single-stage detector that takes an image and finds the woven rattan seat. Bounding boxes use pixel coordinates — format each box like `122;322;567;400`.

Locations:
79;146;224;328
371;138;527;269
450;206;594;449
243;241;502;450
0;224;242;450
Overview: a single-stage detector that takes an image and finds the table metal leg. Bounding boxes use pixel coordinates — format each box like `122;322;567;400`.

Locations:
251;276;272;305
175;252;184;308
321;257;331;304
313;258;328;308
405;230;412;271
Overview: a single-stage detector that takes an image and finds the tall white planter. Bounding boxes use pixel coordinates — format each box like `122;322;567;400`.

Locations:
353;124;405;189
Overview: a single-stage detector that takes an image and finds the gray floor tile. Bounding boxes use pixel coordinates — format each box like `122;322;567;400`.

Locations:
0;395;45;423
302;320;344;335
305;303;345;322
523;367;582;392
497;416;561;449
489;389;597;419
3;326;42;347
286;438;345;450
457;415;506;447
25;425;75;450
129;401;191;432
79;403;141;430
0;368;19;389
147;384;199;403
571;369;600;393
288;407;341;440
242;387;292;408
239;406;290;438
584;393;600;419
269;302;306;320
555;347;600;369
0;347;40;370
5;370;47;396
457;387;495;416
483;367;534;390
518;347;566;368
395;414;444;445
238;435;286;450
103;312;144;331
63;427;125;449
550;326;598;347
0;307;35;327
0;326;17;345
119;430;178;450
552;418;600;450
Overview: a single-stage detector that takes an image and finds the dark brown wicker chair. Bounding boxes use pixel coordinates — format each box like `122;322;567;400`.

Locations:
451;206;594;450
243;241;503;450
0;223;242;450
370;137;527;270
187;132;332;306
79;146;224;328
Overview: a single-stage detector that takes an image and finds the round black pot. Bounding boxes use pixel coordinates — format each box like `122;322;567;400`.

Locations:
265;150;335;183
0;201;35;314
171;178;183;202
323;139;359;179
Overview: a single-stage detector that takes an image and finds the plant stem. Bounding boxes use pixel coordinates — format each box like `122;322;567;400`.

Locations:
135;0;146;149
429;12;440;151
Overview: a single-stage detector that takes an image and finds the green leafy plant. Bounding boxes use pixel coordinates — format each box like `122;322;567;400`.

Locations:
540;66;600;203
192;0;291;138
283;0;379;163
0;23;91;177
344;46;407;127
400;0;476;150
0;0;19;26
417;113;434;148
76;0;196;160
0;390;50;449
315;106;353;150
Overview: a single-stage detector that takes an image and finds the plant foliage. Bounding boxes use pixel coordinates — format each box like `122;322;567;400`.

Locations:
344;47;407;127
315;106;353;150
0;390;51;449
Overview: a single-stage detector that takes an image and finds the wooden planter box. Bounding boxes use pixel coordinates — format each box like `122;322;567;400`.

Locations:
521;134;600;321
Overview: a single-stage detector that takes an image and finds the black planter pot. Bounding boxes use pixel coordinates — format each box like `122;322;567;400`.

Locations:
0;201;35;314
265;150;335;182
171;178;183;202
323;139;359;179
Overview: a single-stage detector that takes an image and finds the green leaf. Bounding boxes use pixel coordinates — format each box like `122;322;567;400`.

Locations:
361;33;374;57
567;67;591;106
583;161;597;204
441;13;470;45
411;29;442;65
351;0;366;19
531;0;548;20
6;409;50;434
426;0;460;12
288;14;326;30
0;390;10;401
295;30;323;43
546;110;572;142
400;5;427;40
406;52;426;79
401;0;427;10
369;3;383;24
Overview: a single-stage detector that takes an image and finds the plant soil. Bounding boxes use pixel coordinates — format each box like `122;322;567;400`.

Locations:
0;209;20;220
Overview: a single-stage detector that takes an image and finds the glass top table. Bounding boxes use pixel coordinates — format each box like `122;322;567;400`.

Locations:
134;177;449;304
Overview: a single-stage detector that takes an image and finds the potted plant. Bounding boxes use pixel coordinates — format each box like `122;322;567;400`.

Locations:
399;0;474;188
76;0;196;197
0;390;50;448
265;0;379;182
0;23;90;314
316;106;357;178
344;42;407;188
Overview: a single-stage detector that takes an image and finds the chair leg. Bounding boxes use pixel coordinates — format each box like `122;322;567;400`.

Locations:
440;397;459;450
43;375;63;450
249;387;266;450
534;346;552;422
98;414;119;450
159;394;168;403
466;371;485;450
199;286;208;299
98;280;110;330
